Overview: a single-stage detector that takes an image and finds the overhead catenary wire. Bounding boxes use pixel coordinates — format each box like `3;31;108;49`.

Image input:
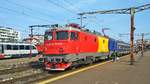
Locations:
62;0;82;12
47;0;76;14
5;0;58;22
0;6;52;23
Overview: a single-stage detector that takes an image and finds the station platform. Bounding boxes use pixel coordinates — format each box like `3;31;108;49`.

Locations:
42;50;150;84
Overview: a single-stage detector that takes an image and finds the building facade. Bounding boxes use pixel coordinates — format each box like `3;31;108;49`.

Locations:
0;26;20;42
23;34;44;44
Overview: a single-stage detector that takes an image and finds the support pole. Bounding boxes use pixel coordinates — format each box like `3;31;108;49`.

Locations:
30;27;33;58
80;15;83;28
130;8;135;65
141;33;144;56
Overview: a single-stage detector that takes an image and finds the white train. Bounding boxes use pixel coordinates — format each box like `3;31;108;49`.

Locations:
0;42;38;59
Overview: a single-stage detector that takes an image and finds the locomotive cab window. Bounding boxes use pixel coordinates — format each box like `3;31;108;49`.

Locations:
56;31;68;40
45;32;52;40
70;32;78;40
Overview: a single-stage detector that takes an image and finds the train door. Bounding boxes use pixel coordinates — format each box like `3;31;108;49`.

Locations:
0;44;4;59
0;44;4;53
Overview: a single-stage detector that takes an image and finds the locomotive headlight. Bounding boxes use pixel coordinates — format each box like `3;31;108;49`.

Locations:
59;48;64;53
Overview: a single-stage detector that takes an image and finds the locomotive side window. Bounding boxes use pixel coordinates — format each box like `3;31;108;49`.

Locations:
45;32;52;40
71;32;78;40
56;31;68;40
94;38;97;42
103;40;105;43
7;45;12;50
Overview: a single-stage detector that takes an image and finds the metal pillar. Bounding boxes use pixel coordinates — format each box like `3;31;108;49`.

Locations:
141;33;144;56
30;27;33;58
130;8;135;65
80;15;83;28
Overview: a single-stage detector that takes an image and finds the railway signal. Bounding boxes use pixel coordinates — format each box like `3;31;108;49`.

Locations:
78;4;150;65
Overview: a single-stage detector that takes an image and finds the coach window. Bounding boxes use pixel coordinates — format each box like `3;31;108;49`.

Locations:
56;31;68;40
20;45;24;50
32;46;36;50
13;45;18;50
25;46;30;50
71;32;78;40
7;45;12;50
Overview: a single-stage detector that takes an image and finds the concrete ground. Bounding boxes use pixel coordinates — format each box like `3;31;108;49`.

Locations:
48;50;150;84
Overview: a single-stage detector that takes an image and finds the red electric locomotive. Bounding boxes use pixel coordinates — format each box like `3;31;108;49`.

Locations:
43;23;109;71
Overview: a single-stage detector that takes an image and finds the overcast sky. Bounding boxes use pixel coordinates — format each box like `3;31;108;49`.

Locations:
0;0;150;42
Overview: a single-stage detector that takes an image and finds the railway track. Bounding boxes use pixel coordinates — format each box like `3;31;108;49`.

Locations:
1;60;107;84
0;66;31;75
0;71;50;84
0;61;45;83
0;61;42;75
0;58;119;84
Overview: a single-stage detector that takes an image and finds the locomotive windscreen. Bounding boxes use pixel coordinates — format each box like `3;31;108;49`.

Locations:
45;32;53;40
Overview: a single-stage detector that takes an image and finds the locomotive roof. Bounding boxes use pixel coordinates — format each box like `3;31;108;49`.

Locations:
45;25;102;36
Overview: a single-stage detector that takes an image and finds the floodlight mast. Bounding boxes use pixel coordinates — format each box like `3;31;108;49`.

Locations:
78;4;150;65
